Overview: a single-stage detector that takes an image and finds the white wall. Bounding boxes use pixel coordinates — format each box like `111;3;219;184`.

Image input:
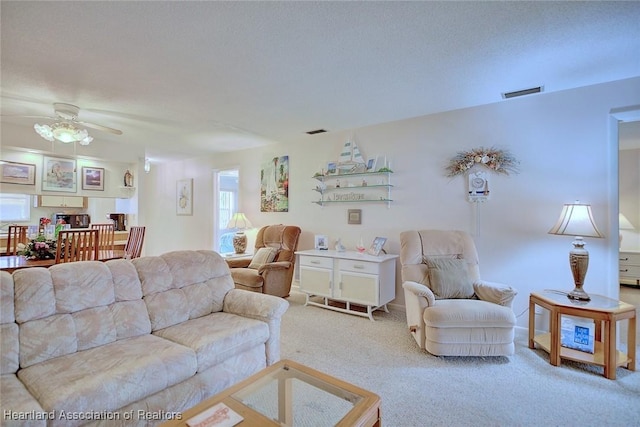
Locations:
141;77;640;327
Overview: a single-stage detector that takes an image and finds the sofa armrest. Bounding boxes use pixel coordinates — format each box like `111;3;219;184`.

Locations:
257;261;291;274
226;258;252;269
223;289;289;365
402;281;435;350
473;280;517;308
402;281;436;306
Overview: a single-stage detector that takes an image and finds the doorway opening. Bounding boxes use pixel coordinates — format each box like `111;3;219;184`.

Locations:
213;168;239;254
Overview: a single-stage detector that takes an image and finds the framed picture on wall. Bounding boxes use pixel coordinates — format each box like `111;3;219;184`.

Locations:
348;209;362;225
0;161;36;185
42;156;77;192
81;167;105;191
177;178;193;215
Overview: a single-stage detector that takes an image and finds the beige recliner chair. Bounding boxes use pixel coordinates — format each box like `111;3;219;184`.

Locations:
228;224;301;298
400;230;517;356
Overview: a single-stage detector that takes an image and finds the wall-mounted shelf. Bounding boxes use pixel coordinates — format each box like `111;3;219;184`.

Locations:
312;171;393;207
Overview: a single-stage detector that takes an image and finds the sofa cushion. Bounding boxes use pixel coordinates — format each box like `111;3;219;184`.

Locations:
134;251;235;331
17;334;196;424
49;261;115;313
230;268;264;289
1;323;19;374
0;374;46;427
1;271;14;323
20;314;77;368
424;257;475;299
153;312;269;372
423;299;516;328
248;247;277;270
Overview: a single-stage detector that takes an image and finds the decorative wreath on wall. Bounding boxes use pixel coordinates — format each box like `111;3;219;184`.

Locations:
445;147;519;178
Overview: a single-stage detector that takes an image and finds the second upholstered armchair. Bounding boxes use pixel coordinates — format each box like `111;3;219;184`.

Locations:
227;224;301;298
400;229;517;357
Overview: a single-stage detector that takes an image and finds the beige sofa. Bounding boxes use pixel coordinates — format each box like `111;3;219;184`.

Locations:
0;250;289;427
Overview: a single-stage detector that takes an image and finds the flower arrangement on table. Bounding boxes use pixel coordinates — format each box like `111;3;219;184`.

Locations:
18;235;57;260
445;147;519;177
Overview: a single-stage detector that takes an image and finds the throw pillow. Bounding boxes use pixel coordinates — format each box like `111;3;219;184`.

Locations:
248;247;278;270
424;257;475;299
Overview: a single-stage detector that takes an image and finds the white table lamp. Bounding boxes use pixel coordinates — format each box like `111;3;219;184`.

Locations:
548;202;603;301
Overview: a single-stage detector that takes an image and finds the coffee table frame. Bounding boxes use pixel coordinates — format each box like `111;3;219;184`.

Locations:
162;359;381;426
529;291;636;380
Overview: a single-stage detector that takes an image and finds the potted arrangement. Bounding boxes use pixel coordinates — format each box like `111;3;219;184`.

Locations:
18;234;57;260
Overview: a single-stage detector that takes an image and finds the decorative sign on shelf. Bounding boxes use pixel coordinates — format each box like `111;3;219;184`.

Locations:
333;192;366;201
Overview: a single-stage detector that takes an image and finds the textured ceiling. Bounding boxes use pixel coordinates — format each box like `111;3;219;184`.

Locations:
1;1;639;163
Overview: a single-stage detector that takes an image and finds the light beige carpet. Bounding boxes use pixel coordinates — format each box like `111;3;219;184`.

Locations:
280;291;640;427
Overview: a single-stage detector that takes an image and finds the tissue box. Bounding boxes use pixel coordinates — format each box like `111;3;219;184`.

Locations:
560;315;595;354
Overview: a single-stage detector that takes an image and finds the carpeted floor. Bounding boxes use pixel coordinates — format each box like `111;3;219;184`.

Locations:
279;291;640;427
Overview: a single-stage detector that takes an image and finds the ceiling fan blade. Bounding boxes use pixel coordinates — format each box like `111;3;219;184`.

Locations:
0;115;56;120
76;120;123;135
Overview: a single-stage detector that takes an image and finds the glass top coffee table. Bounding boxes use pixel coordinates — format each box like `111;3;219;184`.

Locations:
163;359;381;427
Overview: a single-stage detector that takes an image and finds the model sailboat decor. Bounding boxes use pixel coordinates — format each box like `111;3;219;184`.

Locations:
337;136;367;174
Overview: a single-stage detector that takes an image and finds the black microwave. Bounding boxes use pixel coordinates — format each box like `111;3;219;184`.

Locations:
53;213;90;229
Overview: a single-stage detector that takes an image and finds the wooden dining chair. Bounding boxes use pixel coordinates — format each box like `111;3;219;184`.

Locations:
6;225;28;255
91;223;115;251
55;229;99;263
124;226;146;259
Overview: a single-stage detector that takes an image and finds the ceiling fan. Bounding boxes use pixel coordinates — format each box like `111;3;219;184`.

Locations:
25;103;122;146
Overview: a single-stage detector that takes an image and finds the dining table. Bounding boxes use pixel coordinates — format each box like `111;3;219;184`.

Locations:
0;250;126;273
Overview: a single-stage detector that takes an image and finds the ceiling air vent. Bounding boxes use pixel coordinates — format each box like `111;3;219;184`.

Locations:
501;86;544;99
306;129;327;135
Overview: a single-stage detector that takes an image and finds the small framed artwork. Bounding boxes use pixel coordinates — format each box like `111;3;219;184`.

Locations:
81;167;105;191
326;161;337;175
177;178;193;216
314;234;329;250
42;156;77;192
368;237;387;256
348;209;362;225
0;161;36;185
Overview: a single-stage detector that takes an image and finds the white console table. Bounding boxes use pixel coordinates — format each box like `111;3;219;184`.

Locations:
295;249;398;321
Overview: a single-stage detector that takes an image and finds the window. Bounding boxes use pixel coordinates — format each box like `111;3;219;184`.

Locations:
219;190;235;230
214;169;239;253
0;193;31;222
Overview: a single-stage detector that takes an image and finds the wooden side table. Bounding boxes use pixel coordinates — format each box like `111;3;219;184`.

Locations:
529;291;636;379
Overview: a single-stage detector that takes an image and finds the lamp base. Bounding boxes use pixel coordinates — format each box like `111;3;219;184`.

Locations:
567;286;591;301
232;232;247;254
567;238;591;301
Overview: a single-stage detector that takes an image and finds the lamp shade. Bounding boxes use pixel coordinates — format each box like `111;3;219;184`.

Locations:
619;213;635;230
548;203;603;238
226;213;252;230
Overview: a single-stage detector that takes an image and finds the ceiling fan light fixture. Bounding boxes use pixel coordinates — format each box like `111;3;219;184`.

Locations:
51;122;88;143
34;123;54;141
34;121;93;145
79;135;94;146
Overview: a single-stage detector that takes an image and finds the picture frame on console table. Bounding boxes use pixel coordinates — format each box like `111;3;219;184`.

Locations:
314;234;329;250
368;237;387;256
